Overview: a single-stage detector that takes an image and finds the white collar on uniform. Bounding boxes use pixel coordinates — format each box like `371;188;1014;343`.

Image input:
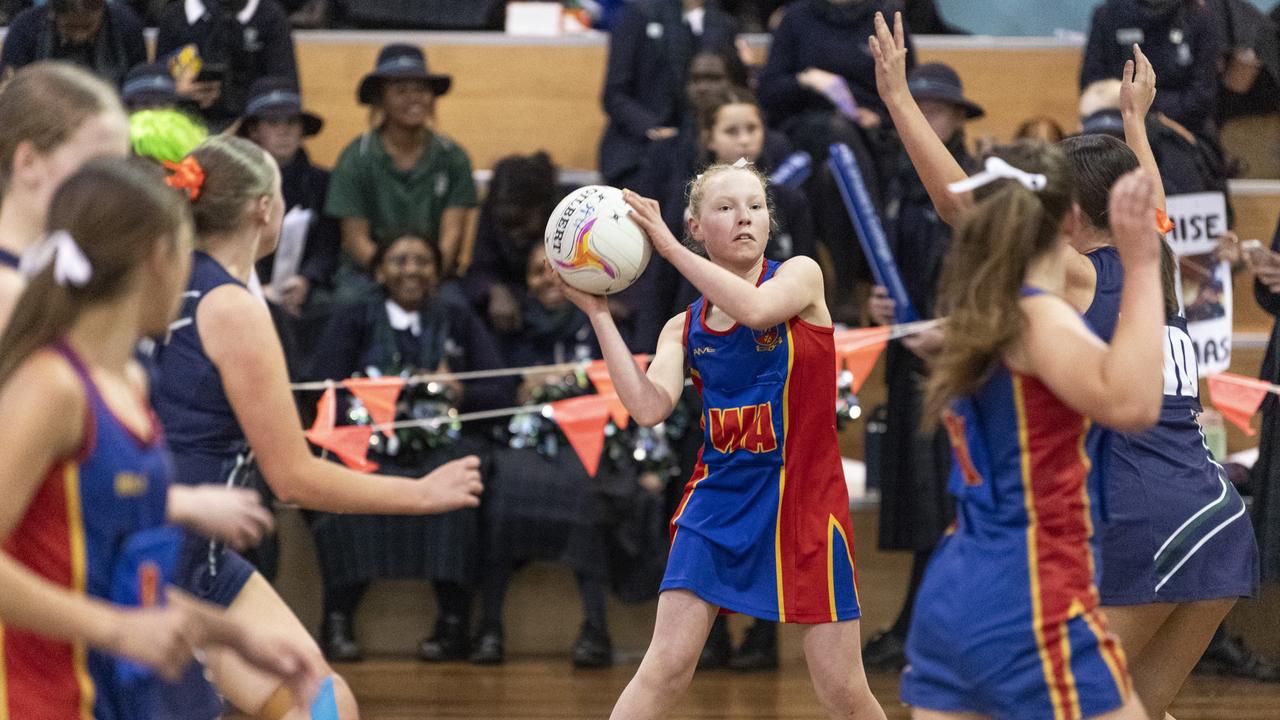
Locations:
684;7;705;35
385;300;421;336
186;0;261;25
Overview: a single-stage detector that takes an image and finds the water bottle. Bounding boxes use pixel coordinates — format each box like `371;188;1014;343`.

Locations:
1198;408;1228;461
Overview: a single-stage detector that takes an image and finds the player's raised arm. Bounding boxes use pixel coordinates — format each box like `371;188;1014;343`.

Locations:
870;11;971;227
554;266;685;427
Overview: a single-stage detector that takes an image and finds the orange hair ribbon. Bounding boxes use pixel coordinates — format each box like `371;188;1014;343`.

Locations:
164;156;205;201
1155;208;1175;235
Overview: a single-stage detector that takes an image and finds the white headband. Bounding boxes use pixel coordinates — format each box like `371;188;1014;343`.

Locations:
947;156;1047;195
23;230;93;287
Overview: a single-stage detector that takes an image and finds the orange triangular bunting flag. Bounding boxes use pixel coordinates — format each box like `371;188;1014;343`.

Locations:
550;394;611;476
1207;373;1271;437
323;426;379;472
833;327;890;393
343;377;405;430
308;385;336;438
585;359;645;428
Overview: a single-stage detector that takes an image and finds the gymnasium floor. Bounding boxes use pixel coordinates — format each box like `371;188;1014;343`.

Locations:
248;659;1280;719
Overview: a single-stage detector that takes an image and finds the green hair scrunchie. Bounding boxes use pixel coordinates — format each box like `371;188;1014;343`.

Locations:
130;109;209;164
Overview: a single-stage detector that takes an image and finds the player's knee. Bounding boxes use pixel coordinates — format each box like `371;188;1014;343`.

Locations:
639;644;698;693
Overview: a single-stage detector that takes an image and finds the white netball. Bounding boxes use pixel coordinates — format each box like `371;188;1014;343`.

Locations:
543;185;651;295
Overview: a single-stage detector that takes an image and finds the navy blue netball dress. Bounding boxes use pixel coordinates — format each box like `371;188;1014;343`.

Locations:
150;251;260;719
1085;246;1258;603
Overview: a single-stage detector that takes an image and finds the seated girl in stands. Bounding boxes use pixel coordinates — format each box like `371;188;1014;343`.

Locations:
307;234;513;663
470;244;624;669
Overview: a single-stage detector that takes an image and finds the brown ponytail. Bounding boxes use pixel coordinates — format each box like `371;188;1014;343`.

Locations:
924;142;1075;423
0;158;190;386
182;135;275;239
0;62;123;195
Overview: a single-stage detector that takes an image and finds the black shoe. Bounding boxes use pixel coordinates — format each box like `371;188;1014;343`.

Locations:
730;621;778;672
571;623;613;669
1195;633;1280;682
698;616;731;671
469;630;504;665
861;629;907;673
321;611;362;662
418;615;470;662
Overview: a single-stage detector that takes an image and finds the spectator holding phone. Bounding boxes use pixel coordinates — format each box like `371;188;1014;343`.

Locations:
156;0;299;131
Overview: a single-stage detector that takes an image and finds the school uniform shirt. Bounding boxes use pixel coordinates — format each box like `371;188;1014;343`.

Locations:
325;129;478;250
0;3;146;86
757;0;915;129
597;0;737;185
308;289;512;415
155;0;299;129
1080;0;1220;139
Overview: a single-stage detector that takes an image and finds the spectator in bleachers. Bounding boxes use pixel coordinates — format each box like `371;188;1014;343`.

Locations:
1013;115;1067;144
239;77;341;362
1081;0;1221;142
471;243;617;669
464;152;559;336
326;43;477;302
1207;0;1280;177
306;234;510;663
860;61;978;673
757;0;914;322
0;0;145;86
598;0;739;189
1079;77;1229;196
121;61;196;113
155;0;299;131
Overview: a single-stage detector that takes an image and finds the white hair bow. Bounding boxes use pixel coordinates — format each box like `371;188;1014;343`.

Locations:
947;156;1047;195
22;230;93;287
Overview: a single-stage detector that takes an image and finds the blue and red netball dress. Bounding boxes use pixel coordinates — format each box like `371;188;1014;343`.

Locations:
0;342;174;720
664;258;859;623
902;294;1130;719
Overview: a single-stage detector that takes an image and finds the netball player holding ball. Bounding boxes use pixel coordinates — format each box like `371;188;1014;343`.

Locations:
551;165;885;720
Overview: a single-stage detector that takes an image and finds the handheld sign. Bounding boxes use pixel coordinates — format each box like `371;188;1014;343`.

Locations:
1165;192;1232;376
827;143;918;323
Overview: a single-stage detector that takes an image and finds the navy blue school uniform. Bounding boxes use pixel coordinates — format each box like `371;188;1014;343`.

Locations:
902;287;1131;720
1083;249;1259;605
1080;0;1220;140
597;0;737;187
0;342;174;720
305;289;508;590
149;251;260;719
484;297;611;578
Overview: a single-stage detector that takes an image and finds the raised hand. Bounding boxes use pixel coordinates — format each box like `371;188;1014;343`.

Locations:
416;455;483;513
1120;43;1157;120
1109;169;1160;264
622;189;680;257
869;11;910;106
